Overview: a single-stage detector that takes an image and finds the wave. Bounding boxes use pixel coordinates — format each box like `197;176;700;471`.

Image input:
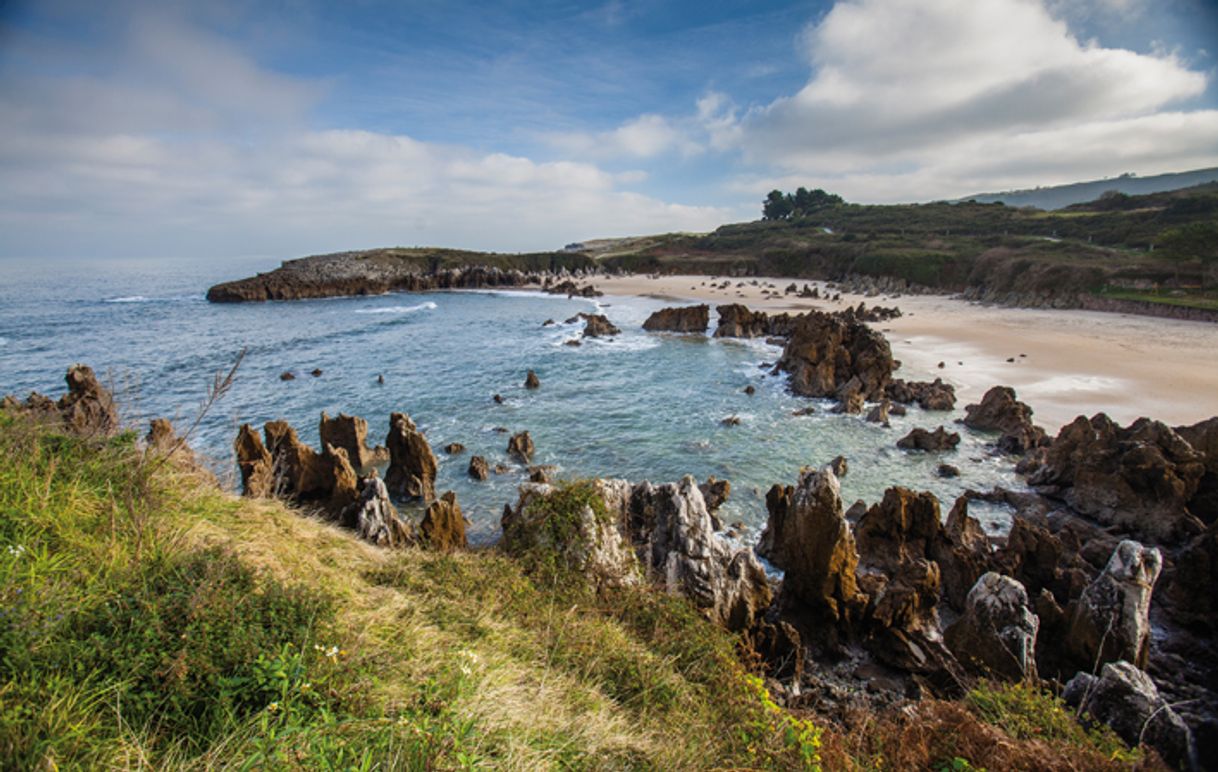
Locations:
354;301;438;315
102;294;203;304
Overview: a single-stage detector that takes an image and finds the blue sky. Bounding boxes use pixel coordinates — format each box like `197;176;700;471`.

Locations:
1;0;1217;259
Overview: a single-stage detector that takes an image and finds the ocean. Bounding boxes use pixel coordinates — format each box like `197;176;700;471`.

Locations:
0;256;1024;543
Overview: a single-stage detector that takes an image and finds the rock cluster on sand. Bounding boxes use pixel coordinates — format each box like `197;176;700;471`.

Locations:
642;304;709;333
885;377;956;411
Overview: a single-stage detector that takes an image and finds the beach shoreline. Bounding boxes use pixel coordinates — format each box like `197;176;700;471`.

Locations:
590;273;1218;433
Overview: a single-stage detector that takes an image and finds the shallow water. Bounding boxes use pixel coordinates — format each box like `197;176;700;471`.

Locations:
0;257;1024;544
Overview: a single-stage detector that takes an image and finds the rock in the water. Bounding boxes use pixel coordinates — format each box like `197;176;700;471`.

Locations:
347;472;414;547
865;400;890;425
642;304;710;333
319;412;380;473
1029;414;1205;544
443;442;465;454
833;387;865;415
1065;540;1162;670
528;465;555;483
264;420;331;501
829;456;848;477
944;573;1039;681
896;426;960;452
743;385;756;396
775;310;894;401
699;476;731;512
384;412;438;502
885;378;956;411
578;313;621;338
310;368;323;377
279;371;295;381
721;415;741;427
524;370;541;389
507;430;535;463
937;464;960;479
713;304;772;338
420;491;467;551
963;386;1048;454
758;469;864;623
235;423;274;498
1065;662;1195;770
468;455;489;480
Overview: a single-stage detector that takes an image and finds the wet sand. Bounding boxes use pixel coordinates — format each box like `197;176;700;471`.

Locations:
594;274;1218;433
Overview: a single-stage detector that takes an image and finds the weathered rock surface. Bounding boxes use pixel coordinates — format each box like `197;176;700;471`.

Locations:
963;386;1048;454
6;364;121;437
699;476;731;513
235;424;274;498
1065;662;1195;770
385;412;438;502
944;573;1039;681
713;304;773;338
443;442;465;454
865;400;890;425
1065;540;1162;671
467;455;489;480
885;377;957;411
1175;416;1218;523
642;304;710;333
319;412;384;473
896;426;960;452
420;491;467;551
145;418;177;451
775;310;894;401
578;313;621;338
264;420;332;501
524;370;541;389
347;472;414;547
1029;414;1205;544
507;430;535;463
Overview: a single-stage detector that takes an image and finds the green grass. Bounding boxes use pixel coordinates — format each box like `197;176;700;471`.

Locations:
1094;287;1218;311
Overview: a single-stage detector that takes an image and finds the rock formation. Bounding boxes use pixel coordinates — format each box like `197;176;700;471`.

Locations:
524;370;541;389
347;472;414;547
234;424;274;498
420;491;467;551
885;378;956;411
642;304;710;333
1064;540;1162;671
963;386;1048;454
944;573;1039;681
1175;416;1218;523
145;418;177;451
713;304;772;338
5;364;120;437
319;412;384;473
775;310;894;402
896;426;960;452
577;313;621;337
468;455;489;480
507;430;535;463
384;412;438;502
699;477;731;513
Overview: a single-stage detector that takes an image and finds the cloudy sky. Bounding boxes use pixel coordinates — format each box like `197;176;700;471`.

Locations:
1;0;1216;259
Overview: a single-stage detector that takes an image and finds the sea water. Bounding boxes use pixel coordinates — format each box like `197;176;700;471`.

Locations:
0;256;1024;543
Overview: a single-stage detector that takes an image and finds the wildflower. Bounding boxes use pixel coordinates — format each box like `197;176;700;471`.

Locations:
267;702;280;713
300;682;312;692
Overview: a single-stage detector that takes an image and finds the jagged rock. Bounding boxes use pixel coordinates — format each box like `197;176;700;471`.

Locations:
775;310;894;401
759;469;864;623
828;456;848;477
528;465;555;483
39;364;120;437
346;472;414;547
896;426;960;452
865;400;890;425
713;304;771;338
642;304;710;333
319;412;382;473
626;476;772;631
420;491;467;551
751;620;804;682
264;420;331;500
1175;417;1218;523
1167;522;1217;631
855;487;943;574
468;455;489;480
1029;414;1205;544
935;497;991;612
384;412;438;502
324;444;360;515
507;430;535;463
145;418;176;450
524;370;541;389
721;415;741;426
1065;662;1195;770
963;386;1048;454
279;371;295;381
833;386;865;414
743;385;756;395
502;480;641;588
889;403;907;417
235;424;274;497
699;477;731;512
992;516;1092;606
885;378;956;411
1065;540;1162;670
937;464;960;479
862;557;953;677
443;442;465;454
945;573;1039;681
578;313;621;337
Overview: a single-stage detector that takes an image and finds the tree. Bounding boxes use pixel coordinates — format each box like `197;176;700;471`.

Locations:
762;190;793;220
761;187;844;220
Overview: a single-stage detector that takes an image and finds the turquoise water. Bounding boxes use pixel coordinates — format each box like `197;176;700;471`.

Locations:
0;257;1023;543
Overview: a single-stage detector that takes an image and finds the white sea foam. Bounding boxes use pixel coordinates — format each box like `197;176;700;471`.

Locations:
354;301;438;315
104;295;151;303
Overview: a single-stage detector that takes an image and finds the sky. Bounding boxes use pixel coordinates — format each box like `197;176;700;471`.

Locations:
1;0;1217;260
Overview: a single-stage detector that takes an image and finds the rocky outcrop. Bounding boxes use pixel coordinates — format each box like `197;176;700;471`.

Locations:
145;418;177;451
935;497;992;612
775;310;894;402
319;412;385;473
507;431;535;463
524;370;541;389
263;420;331;501
896;426;960;452
642;304;710;333
1175;417;1218;523
235;424;274;498
1064;540;1162;671
385;412;438;502
713;304;773;338
347;472;414;547
4;364;121;437
545;279;601;297
865;400;890;425
234;420;358;515
468;455;489;480
963;386;1047;454
577;314;621;338
1065;662;1195;770
1029;414;1205;544
420;491;467;551
502;480;642;589
699;477;731;513
944;573;1039;681
885;378;956;411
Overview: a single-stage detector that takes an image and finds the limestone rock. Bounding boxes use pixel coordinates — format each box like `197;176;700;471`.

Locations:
758;468;864;623
935;496;992;612
524;370;541;389
963;386;1048;454
443;442;465;454
319;412;380;473
507;430;535;463
1065;662;1194;770
1030;414;1205;544
1065;540;1162;670
347;473;413;547
776;310;894;401
885;378;956;411
578;313;621;338
945;573;1039;681
865;400;890;425
468;455;489;480
642;304;710;333
1175;416;1218;523
384;412;438;502
896;426;960;452
699;477;731;512
235;423;274;497
264;420;332;500
421;491;467;551
713;304;771;338
57;365;120;437
145;418;177;450
324;444;360;515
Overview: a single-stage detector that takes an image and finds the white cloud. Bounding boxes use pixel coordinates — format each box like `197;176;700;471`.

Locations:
544;114;700;160
728;0;1218;201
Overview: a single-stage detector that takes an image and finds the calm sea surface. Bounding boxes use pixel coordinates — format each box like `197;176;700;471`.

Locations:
0;256;1023;543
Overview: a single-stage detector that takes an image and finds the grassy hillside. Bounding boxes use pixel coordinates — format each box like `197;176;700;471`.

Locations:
0;410;1155;770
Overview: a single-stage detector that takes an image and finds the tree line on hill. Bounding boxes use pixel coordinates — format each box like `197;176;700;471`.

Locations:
762;187;844;220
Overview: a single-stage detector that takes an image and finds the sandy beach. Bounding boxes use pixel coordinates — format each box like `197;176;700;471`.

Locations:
595;274;1218;433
